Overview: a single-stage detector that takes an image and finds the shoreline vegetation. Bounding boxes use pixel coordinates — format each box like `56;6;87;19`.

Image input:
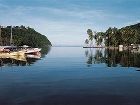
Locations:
0;25;52;48
84;23;140;49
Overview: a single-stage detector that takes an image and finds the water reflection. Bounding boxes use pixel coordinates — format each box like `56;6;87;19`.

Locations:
85;48;140;67
0;47;51;67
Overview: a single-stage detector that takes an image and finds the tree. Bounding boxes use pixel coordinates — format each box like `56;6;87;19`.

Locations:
95;32;104;46
87;29;94;47
86;23;140;47
105;27;112;46
85;39;89;47
111;27;119;47
0;25;52;47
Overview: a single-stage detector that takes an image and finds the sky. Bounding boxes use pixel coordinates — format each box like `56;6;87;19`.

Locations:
0;0;140;46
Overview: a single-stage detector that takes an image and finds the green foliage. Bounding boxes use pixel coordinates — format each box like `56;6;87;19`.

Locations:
0;25;52;47
86;23;140;47
95;32;104;46
104;23;140;46
87;29;94;41
85;39;89;44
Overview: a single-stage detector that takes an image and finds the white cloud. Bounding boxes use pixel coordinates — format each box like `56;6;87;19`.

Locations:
0;5;103;45
0;3;139;46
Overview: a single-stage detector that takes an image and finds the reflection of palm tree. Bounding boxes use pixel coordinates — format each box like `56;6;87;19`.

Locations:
85;48;140;68
85;50;89;57
87;56;93;65
84;39;89;47
105;49;140;67
85;48;93;66
95;50;102;61
85;48;106;66
106;49;118;67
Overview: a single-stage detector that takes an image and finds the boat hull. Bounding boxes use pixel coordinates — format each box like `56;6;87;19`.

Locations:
23;48;41;54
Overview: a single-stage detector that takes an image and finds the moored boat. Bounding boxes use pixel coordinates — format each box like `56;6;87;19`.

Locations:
0;51;25;58
20;45;41;54
0;26;41;55
26;52;41;59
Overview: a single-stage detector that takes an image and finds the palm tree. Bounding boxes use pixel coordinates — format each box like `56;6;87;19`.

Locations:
87;29;94;47
85;39;89;47
95;32;104;47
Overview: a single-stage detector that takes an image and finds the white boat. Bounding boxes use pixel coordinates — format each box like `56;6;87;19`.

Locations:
0;46;17;52
0;45;41;54
24;48;41;54
26;52;41;59
0;51;25;59
20;45;41;54
0;26;41;54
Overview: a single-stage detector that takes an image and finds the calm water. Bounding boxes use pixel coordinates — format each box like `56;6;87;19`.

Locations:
0;47;140;105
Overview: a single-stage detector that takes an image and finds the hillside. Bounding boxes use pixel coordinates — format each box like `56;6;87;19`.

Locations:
85;23;140;47
0;25;52;47
105;23;140;46
122;23;140;30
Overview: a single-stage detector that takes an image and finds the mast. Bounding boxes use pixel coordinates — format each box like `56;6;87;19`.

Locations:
0;26;2;46
10;25;13;46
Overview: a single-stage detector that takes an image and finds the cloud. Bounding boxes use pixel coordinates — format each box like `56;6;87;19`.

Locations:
0;3;128;23
0;5;88;45
0;1;140;46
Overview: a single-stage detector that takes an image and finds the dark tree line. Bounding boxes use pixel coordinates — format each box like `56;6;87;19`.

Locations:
85;23;140;47
0;25;52;47
105;23;140;47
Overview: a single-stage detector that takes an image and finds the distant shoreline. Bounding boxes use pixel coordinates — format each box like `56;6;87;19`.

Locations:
83;46;119;49
53;46;119;49
53;46;82;47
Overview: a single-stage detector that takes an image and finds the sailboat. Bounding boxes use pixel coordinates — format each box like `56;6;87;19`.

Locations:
0;26;25;56
0;26;41;54
0;25;14;51
20;45;41;54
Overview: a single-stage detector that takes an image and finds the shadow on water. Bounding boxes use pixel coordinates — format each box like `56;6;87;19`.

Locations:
0;46;51;67
85;48;140;68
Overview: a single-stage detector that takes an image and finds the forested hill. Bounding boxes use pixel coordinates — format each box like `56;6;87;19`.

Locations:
0;25;52;47
106;23;140;46
85;23;140;47
105;23;140;46
121;23;140;30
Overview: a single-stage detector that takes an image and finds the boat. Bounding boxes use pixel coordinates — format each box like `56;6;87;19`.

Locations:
10;51;25;56
0;45;41;55
8;52;26;61
0;46;17;52
20;45;41;54
26;52;41;59
24;48;41;54
0;26;18;52
0;51;25;59
0;26;41;55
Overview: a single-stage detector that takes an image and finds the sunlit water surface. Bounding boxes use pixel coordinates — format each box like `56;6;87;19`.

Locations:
0;47;140;105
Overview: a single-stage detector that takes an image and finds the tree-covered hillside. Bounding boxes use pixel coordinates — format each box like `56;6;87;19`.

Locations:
85;23;140;47
0;25;52;47
105;23;140;47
